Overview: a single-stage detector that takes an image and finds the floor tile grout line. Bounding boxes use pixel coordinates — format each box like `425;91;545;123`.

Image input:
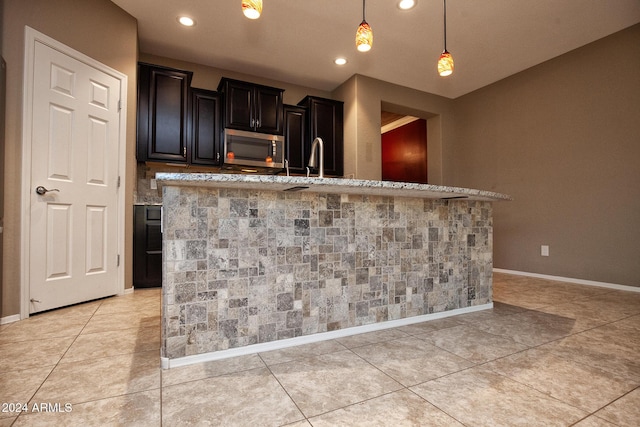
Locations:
11;297;106;424
521;313;640;374
393;302;637;409
567;413;610;427
415;325;637;425
497;362;640;424
259;341;457;423
404;387;471;427
16;293;166;419
160;356;268;390
340;336;487;425
492;292;640;396
258;352;310;426
75;322;161;338
477;360;609;418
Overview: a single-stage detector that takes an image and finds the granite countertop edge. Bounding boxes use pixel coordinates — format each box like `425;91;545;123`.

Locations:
155;173;512;202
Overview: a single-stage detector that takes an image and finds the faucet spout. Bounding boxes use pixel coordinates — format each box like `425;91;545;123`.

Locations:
308;137;324;178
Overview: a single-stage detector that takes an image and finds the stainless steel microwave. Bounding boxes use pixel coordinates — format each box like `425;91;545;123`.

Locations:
223;128;285;170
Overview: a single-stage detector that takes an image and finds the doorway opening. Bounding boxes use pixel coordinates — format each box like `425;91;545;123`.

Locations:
381;112;427;184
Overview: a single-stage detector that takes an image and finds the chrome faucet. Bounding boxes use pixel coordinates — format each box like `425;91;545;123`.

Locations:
308;137;324;178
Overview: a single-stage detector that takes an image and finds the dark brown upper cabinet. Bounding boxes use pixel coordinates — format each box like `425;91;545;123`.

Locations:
137;63;192;163
137;63;222;167
283;105;307;174
218;78;284;135
298;96;344;177
190;88;221;166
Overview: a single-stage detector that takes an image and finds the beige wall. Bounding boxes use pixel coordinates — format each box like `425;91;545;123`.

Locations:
1;0;138;317
451;24;640;287
333;74;451;184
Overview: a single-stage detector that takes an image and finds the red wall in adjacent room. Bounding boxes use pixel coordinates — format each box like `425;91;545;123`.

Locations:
381;119;428;183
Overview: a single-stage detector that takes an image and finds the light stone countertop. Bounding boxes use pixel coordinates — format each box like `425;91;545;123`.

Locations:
155;173;512;202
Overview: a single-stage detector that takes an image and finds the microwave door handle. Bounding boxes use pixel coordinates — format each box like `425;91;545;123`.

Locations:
272;140;276;157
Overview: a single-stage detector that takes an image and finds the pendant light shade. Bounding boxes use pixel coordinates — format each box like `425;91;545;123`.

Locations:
242;0;262;19
438;0;454;76
356;21;373;52
438;51;454;76
356;0;373;52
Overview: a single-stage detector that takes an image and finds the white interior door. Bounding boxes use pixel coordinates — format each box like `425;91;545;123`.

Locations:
27;39;121;313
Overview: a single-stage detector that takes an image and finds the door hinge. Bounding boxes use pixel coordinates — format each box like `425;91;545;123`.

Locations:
118;100;122;112
117;254;120;267
117;176;121;188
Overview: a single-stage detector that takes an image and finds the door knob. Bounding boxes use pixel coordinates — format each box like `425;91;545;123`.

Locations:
35;186;59;195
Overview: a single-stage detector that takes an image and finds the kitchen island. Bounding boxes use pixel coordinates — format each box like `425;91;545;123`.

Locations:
155;173;510;368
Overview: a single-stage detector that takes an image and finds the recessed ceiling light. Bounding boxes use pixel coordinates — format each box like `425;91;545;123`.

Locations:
334;57;348;65
177;16;195;27
398;0;416;10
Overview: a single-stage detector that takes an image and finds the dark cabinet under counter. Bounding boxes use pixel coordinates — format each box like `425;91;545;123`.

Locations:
134;205;162;288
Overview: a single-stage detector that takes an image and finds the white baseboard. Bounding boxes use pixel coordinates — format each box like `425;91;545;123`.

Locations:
493;268;640;293
161;302;493;369
0;314;21;325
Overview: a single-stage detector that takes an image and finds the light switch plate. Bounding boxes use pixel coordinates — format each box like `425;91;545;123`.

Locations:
541;245;549;256
150;179;157;190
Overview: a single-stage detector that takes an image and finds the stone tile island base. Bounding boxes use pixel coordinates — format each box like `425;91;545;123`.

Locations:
159;177;497;366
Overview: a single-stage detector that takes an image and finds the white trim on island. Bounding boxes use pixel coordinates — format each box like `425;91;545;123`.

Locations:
161;302;493;369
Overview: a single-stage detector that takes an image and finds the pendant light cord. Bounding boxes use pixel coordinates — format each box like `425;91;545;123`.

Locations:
443;0;447;51
363;0;366;21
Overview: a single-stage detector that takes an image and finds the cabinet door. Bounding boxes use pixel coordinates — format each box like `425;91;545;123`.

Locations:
137;64;192;162
133;206;162;288
220;78;284;134
224;80;254;131
191;89;221;166
284;105;306;173
301;97;344;177
255;86;283;134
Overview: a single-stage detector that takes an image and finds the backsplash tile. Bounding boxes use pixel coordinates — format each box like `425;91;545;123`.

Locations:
162;186;493;359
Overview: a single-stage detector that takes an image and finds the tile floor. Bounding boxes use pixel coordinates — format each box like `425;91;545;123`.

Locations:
1;272;639;426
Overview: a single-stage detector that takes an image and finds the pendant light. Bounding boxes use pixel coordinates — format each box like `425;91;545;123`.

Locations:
242;0;262;20
437;0;454;76
356;0;373;52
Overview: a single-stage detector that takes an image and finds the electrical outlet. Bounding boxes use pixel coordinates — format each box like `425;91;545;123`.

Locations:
541;245;549;256
150;179;157;190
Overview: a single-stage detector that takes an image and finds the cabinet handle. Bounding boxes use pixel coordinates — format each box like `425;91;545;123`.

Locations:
183;147;187;157
256;119;260;128
250;119;255;128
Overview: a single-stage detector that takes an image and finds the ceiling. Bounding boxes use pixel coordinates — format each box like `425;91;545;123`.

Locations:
110;0;640;99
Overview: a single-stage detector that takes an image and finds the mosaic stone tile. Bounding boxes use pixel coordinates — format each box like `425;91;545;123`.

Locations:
162;186;493;359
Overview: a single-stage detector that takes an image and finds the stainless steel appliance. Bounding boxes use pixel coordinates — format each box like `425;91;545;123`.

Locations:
223;128;284;172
